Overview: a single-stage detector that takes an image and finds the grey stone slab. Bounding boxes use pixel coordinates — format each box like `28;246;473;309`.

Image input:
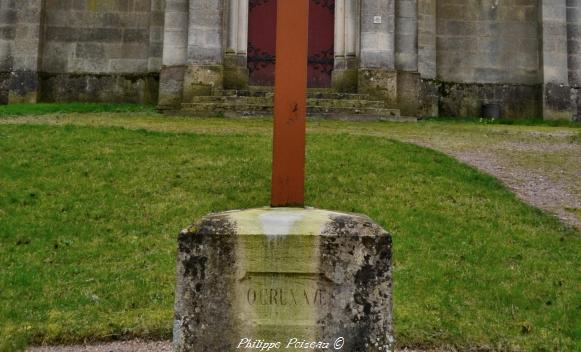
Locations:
75;42;106;59
149;26;164;43
133;0;149;12
0;9;17;24
43;26;77;42
0;27;15;40
123;28;149;43
109;58;148;73
77;28;124;42
68;57;110;73
0;0;16;10
149;10;164;26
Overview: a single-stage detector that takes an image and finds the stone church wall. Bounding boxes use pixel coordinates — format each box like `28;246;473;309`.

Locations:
567;0;581;120
1;0;43;103
41;0;164;103
0;0;15;104
0;0;164;104
1;0;579;120
0;1;15;73
434;0;541;119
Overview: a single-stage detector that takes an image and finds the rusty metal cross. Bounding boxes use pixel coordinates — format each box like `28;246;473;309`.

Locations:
270;0;309;207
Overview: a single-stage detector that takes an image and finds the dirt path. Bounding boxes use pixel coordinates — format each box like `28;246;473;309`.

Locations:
28;340;172;352
452;150;580;230
28;341;435;352
394;128;581;232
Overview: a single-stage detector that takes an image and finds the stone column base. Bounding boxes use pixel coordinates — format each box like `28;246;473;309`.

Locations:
543;83;573;121
182;64;224;102
8;71;39;103
174;207;394;352
223;54;249;90
418;79;440;118
332;57;359;93
158;65;187;109
358;68;397;105
0;72;9;105
397;72;421;116
332;68;358;93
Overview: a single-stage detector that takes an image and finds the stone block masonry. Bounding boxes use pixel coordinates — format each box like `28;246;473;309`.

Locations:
2;0;581;120
0;0;164;104
0;72;9;104
174;208;394;352
2;0;43;103
436;0;539;85
540;0;573;120
567;0;581;120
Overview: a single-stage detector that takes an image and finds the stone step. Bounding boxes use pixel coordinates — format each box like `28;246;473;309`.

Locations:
308;98;386;109
184;96;386;109
308;92;376;100
180;103;402;120
245;86;343;94
216;89;377;101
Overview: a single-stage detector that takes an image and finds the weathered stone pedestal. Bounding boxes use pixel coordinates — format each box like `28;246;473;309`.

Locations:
174;208;394;352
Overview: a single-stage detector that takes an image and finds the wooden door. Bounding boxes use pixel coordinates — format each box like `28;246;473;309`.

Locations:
247;0;335;87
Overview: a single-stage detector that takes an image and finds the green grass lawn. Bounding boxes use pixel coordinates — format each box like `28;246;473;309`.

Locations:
0;103;156;117
0;120;579;351
423;115;581;128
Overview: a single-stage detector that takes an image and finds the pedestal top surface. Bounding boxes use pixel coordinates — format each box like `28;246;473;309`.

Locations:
183;207;382;237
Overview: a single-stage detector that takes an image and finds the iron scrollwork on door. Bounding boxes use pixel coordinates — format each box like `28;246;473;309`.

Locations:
312;0;335;12
247;42;276;74
247;0;335;87
249;0;270;10
308;47;334;76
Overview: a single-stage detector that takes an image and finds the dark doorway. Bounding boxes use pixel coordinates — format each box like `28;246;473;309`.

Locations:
247;0;335;88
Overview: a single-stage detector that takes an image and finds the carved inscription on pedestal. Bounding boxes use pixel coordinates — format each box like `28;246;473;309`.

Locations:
237;272;333;326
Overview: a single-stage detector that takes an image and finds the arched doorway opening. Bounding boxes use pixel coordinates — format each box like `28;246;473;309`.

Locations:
247;0;335;88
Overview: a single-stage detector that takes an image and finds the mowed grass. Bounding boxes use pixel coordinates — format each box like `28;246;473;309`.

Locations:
0;123;579;351
0;103;155;117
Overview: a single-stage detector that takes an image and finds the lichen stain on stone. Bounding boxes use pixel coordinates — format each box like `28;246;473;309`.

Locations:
182;255;207;280
193;214;237;236
322;214;384;237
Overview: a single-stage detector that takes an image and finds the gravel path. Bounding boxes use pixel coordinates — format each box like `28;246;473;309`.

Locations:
28;341;435;352
397;128;581;232
27;340;173;352
453;150;581;230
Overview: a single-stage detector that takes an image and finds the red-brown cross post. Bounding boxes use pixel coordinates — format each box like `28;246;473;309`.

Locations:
271;0;309;207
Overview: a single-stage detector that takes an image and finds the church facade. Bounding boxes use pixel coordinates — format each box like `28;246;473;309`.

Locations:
1;0;580;120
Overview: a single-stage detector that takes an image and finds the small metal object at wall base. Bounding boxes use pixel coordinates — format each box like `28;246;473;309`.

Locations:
481;103;501;119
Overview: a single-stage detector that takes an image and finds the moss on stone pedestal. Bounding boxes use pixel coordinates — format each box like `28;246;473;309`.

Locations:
174;207;394;352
